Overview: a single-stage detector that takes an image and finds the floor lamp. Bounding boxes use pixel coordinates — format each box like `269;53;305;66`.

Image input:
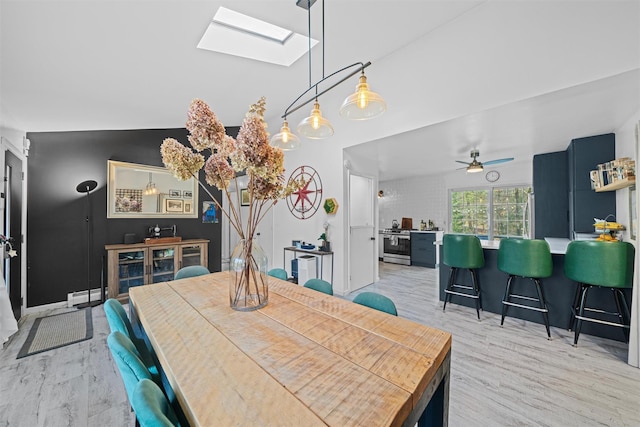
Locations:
76;179;100;309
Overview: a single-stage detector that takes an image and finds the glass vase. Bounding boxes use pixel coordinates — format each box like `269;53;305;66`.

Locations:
229;238;269;311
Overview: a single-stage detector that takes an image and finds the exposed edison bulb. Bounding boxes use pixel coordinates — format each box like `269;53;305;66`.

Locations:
339;71;386;120
270;120;301;150
297;101;334;139
311;112;321;129
357;86;369;109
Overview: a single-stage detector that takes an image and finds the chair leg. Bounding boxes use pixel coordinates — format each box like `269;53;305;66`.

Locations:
472;269;483;311
613;289;630;343
533;278;551;339
574;285;591;346
443;267;457;312
501;275;514;326
568;282;582;331
470;268;481;320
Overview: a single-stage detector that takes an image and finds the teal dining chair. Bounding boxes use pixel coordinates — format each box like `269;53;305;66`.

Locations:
104;298;159;379
353;292;398;316
268;268;288;280
107;331;154;405
132;379;181;427
174;265;210;280
303;278;333;295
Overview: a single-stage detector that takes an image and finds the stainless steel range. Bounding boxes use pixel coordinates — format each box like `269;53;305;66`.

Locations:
381;228;411;265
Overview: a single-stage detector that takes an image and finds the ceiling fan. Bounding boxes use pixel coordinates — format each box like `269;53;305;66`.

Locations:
456;149;514;173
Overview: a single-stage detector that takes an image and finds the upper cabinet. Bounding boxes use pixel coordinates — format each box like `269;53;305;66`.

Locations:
533;151;569;239
567;134;616;235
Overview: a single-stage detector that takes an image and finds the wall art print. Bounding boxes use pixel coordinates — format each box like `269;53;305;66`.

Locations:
115;189;142;213
202;201;219;223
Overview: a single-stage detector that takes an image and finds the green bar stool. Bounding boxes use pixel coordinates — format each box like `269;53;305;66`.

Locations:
497;238;553;338
564;240;634;346
442;234;485;319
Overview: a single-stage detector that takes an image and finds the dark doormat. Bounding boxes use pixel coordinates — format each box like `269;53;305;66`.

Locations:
17;308;93;359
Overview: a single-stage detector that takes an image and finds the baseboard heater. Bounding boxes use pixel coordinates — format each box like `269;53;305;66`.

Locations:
66;288;104;308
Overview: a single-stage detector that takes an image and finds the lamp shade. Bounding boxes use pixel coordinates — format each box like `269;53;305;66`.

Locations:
297;101;334;139
270;120;301;150
339;72;386;120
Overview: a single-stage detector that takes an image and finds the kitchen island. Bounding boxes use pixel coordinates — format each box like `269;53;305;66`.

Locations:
436;238;632;341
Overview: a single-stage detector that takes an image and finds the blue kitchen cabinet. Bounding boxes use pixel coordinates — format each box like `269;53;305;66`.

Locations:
533;151;569;238
410;232;436;268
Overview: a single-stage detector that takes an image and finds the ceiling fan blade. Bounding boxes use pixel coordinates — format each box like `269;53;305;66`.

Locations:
483;157;514;166
455;160;470;165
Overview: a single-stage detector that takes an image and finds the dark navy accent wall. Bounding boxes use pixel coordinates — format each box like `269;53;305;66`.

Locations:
26;127;238;307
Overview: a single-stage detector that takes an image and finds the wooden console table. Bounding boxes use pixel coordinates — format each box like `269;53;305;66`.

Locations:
129;271;452;426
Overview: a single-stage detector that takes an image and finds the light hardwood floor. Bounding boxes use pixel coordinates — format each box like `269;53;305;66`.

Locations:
1;263;639;426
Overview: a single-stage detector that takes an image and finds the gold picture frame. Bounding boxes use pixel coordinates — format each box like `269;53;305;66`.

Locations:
164;198;184;213
240;188;250;206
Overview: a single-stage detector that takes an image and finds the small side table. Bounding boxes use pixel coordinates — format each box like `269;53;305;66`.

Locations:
283;247;334;284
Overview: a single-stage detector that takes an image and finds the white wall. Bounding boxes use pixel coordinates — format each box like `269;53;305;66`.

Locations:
612;109;639;368
379;160;532;232
614;110;640;243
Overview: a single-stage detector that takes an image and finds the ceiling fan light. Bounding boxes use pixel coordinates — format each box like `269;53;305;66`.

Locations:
297;101;334;139
467;163;483;173
270;120;301;150
339;72;386;120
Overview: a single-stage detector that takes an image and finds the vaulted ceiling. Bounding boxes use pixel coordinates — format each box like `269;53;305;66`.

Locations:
2;1;639;180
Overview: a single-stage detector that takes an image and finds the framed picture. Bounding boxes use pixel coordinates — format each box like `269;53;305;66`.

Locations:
184;201;193;214
240;188;250;206
169;189;181;197
183;190;193;198
165;198;184;213
202;201;219;223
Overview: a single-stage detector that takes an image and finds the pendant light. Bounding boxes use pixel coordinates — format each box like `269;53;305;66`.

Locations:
144;173;158;195
297;100;334;139
270;120;301;150
271;0;386;150
339;70;386;120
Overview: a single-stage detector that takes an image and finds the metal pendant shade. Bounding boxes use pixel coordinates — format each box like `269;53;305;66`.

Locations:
270;120;302;151
297;101;334;139
339;72;386;120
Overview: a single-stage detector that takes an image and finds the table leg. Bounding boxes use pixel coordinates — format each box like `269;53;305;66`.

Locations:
404;350;450;427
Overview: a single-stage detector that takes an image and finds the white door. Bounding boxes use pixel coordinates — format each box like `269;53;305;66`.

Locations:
348;173;375;291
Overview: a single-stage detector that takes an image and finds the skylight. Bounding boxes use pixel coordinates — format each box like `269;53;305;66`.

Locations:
198;7;317;66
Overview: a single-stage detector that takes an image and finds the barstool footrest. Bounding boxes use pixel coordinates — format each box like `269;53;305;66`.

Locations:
502;300;548;313
449;284;474;291
445;289;479;299
582;307;623;316
574;315;630;328
508;294;542;303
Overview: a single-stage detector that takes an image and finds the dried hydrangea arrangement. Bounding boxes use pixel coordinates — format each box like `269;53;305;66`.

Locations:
161;97;298;310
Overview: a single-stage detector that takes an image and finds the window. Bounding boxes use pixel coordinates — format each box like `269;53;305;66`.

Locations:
450;185;532;240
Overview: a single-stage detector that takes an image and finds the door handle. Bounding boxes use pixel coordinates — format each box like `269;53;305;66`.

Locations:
370;237;376;240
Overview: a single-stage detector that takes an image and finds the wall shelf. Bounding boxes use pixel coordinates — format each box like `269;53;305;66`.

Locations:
595;176;635;192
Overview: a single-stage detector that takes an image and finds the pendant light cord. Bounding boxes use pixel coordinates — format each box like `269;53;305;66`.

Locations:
308;0;312;90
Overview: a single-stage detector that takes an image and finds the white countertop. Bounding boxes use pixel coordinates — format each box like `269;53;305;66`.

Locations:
434;237;571;254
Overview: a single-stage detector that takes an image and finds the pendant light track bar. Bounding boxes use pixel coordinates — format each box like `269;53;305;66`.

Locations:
282;61;371;119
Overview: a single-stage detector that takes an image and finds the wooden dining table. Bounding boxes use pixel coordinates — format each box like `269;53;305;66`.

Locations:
128;271;452;426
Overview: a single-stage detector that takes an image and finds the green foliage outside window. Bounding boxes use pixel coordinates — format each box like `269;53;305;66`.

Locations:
450;186;532;240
